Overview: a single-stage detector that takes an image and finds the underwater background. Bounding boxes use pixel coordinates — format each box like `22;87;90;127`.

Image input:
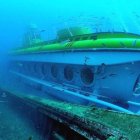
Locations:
0;0;140;53
0;0;140;140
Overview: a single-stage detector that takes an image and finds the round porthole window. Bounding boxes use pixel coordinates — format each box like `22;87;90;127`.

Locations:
42;63;48;75
51;65;58;78
34;63;42;76
81;67;94;85
31;63;35;73
64;66;74;81
24;63;29;72
34;63;38;73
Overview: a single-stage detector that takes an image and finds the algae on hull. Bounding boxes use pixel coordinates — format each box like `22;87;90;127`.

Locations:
2;87;140;140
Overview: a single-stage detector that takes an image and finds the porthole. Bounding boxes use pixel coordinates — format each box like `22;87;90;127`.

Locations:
51;65;58;78
82;36;89;40
74;37;81;41
34;63;42;75
30;63;35;73
42;63;48;75
90;35;97;40
81;67;94;85
64;66;74;81
34;63;38;74
24;63;29;72
16;62;23;72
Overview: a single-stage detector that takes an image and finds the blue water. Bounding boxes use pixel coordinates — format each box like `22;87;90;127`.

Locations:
0;0;140;139
0;0;140;53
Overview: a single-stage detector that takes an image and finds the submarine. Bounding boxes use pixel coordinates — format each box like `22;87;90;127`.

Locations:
7;24;140;114
1;24;140;139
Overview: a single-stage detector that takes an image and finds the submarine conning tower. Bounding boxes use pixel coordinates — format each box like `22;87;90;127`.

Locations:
57;27;93;41
21;26;94;48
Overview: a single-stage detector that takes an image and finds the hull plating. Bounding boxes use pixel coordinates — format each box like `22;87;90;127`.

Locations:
8;49;140;114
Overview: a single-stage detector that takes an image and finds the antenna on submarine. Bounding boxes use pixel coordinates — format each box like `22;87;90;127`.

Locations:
22;23;42;47
64;22;73;36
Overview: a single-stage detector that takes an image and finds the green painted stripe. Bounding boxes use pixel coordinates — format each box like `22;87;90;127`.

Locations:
10;38;140;55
